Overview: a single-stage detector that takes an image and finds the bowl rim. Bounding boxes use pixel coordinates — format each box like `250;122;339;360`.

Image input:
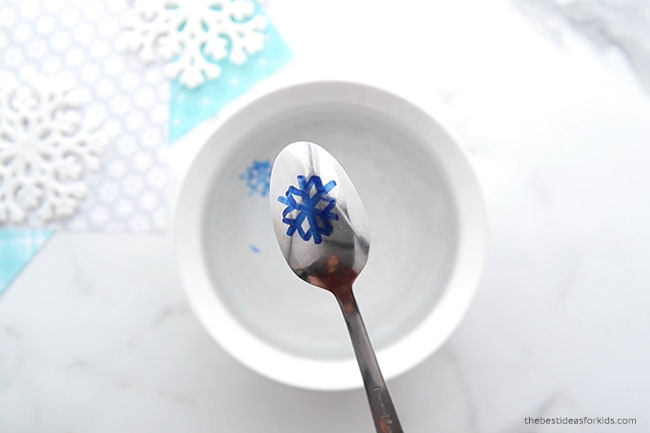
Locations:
173;79;487;391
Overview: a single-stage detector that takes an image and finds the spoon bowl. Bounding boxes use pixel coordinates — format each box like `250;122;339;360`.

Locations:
270;142;370;293
270;141;404;433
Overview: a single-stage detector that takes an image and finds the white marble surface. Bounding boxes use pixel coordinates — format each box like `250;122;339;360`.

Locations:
2;0;650;431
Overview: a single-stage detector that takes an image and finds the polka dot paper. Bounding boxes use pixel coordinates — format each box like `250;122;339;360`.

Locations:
0;0;169;231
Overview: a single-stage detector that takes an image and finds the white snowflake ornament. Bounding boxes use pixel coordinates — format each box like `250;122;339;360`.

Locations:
0;77;107;223
120;0;268;89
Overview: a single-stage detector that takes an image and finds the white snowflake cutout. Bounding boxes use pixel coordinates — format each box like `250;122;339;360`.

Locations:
119;0;268;89
0;76;107;223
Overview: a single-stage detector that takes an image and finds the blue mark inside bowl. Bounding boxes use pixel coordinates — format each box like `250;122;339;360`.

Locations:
240;159;271;196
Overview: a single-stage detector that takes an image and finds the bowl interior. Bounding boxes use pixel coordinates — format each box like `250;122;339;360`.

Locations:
202;103;459;361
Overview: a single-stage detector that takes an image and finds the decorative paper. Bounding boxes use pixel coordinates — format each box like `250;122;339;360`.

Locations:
168;4;291;141
0;0;169;231
0;0;290;294
0;228;52;294
119;0;268;89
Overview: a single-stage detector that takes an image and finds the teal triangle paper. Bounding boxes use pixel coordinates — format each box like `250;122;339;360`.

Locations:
169;5;292;142
0;229;53;295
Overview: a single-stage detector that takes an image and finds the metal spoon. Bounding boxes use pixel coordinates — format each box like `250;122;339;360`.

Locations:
270;141;404;433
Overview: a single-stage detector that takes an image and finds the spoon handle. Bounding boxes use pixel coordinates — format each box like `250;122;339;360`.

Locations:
336;288;404;433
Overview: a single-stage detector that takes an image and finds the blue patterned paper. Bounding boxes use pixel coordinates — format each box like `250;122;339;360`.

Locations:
169;4;292;142
0;229;53;295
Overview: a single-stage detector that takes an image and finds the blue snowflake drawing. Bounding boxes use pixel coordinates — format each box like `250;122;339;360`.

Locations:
278;175;339;244
240;159;271;196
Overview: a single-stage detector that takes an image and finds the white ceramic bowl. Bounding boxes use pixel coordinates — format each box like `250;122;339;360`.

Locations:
174;81;486;391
